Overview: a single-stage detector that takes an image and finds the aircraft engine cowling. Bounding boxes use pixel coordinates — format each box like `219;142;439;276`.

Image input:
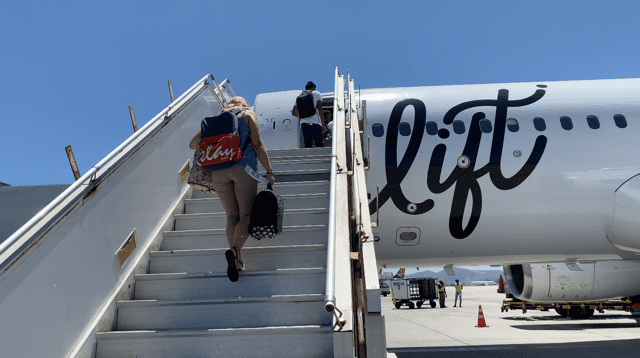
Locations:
503;261;640;302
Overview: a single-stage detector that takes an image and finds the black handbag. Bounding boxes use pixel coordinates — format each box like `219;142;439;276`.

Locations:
249;182;283;239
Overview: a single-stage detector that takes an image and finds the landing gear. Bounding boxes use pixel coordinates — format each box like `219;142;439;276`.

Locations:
569;307;594;319
554;307;569;318
555;306;594;319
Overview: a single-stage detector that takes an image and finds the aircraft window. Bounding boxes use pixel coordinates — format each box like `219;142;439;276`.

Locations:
533;117;546;131
399;122;411;136
426;121;438;135
506;118;519;132
453;120;465;134
587;115;600;129
560;116;573;130
479;118;492;133
614;114;628;128
372;123;384;137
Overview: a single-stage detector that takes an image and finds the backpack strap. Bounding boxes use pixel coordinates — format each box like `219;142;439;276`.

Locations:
238;109;251;151
234;109;265;184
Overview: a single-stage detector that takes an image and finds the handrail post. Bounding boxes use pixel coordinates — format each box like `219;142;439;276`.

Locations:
207;74;226;108
325;67;340;313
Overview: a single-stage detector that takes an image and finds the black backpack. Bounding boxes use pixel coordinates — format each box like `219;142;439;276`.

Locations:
296;90;316;119
249;182;284;240
197;110;249;171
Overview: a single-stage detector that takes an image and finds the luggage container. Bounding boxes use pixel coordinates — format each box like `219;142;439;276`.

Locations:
390;278;437;309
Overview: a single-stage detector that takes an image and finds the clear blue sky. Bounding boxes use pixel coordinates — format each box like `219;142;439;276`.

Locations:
2;0;639;188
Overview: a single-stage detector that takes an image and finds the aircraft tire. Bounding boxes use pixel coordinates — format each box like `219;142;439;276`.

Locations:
554;307;569;318
569;307;595;319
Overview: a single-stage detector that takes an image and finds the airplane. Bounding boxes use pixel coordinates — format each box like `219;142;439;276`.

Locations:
378;268;405;280
253;77;640;317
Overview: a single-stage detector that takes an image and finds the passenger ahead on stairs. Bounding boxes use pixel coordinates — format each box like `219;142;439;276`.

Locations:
189;97;276;282
292;81;328;148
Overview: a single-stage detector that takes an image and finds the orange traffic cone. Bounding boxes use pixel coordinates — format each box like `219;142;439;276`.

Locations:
476;305;488;327
497;274;505;293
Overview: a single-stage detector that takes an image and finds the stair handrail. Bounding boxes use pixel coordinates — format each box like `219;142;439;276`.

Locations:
324;67;341;313
0;74;221;266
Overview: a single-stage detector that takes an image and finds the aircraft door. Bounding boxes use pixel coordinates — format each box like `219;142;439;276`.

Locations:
608;174;640;252
254;91;301;150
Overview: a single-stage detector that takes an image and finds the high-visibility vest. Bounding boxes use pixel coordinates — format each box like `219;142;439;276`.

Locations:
438;285;445;293
455;284;462;292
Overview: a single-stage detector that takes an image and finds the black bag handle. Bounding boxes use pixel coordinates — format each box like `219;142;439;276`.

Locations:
267;182;273;191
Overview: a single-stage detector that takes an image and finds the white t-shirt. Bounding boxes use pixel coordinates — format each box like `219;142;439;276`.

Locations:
298;91;323;125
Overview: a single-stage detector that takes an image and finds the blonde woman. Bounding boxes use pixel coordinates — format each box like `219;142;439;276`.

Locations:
189;97;275;282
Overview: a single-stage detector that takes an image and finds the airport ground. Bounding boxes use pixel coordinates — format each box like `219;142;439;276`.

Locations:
383;286;640;357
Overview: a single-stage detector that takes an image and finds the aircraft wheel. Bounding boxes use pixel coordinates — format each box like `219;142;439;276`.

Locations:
569;307;594;319
408;302;415;309
395;302;402;309
430;300;436;308
554;307;569;318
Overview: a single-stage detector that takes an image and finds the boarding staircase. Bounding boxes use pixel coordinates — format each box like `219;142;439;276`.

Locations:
0;70;384;357
95;149;336;357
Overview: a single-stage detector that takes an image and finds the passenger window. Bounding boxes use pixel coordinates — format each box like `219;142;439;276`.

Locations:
587;115;600;129
372;123;384;137
453;120;465;134
426;121;438;135
560;116;573;130
533;117;546;131
479;118;492;133
399;122;411;136
614;114;627;128
506;118;519;132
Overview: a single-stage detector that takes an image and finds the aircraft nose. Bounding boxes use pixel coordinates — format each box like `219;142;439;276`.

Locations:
608;174;640;253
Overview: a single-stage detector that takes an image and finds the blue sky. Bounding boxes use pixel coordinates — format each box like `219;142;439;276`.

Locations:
2;0;640;187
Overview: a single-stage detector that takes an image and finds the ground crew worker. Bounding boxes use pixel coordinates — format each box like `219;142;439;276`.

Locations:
453;279;463;307
438;280;447;308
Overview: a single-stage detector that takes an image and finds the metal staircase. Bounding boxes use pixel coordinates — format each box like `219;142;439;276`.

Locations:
95;148;336;357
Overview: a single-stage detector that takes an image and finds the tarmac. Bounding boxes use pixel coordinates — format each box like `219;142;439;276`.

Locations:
383;286;640;357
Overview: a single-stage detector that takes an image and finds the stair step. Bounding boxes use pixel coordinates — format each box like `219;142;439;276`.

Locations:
96;325;333;358
259;158;330;172
116;294;331;331
266;147;331;158
184;193;328;214
134;268;326;301
149;245;326;274
191;180;329;199
174;208;329;231
161;225;327;251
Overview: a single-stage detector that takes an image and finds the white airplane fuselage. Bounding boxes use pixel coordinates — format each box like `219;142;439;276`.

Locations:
255;79;640;269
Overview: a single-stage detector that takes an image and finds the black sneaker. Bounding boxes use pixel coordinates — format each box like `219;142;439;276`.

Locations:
225;250;239;282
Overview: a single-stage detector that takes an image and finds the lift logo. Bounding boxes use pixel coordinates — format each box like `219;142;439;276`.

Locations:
369;86;548;239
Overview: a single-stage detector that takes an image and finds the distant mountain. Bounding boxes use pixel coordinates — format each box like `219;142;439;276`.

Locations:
403;267;504;285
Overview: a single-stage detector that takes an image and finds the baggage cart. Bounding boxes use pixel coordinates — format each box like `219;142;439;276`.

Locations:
391;278;437;309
